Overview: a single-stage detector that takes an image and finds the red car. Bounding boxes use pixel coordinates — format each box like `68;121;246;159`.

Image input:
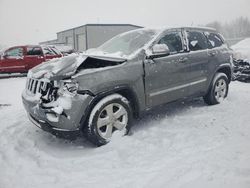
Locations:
0;45;62;73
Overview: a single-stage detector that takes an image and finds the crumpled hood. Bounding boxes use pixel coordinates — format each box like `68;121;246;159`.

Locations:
28;53;126;79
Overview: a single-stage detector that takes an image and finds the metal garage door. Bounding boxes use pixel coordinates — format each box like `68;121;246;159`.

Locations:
65;36;74;48
77;34;86;52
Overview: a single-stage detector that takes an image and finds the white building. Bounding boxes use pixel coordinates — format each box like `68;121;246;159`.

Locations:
40;24;142;52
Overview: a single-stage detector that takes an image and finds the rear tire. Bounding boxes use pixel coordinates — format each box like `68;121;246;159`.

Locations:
204;73;229;105
84;94;132;146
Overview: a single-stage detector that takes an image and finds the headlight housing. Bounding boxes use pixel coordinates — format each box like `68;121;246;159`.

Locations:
59;80;79;96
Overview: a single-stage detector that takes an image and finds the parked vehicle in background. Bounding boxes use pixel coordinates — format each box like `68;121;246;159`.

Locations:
231;38;250;82
233;59;250;82
22;27;233;146
0;45;62;73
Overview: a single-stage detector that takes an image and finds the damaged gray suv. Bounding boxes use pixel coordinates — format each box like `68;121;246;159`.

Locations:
22;27;233;146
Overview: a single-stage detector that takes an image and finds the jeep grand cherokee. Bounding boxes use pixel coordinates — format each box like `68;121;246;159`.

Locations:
22;27;233;146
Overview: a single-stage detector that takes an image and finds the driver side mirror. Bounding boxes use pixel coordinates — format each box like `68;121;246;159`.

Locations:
148;44;170;59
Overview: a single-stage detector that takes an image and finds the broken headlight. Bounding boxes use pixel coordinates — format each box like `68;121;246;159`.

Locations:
59;80;79;95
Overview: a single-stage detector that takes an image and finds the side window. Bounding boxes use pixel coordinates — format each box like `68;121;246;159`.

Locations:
158;31;183;54
187;31;208;51
5;47;23;58
205;32;224;48
49;47;61;55
42;46;56;55
27;47;43;56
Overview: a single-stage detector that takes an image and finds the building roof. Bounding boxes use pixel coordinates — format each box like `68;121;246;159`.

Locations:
57;24;143;34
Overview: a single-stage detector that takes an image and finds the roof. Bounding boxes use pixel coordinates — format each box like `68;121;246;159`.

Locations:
180;26;216;31
150;26;216;32
57;24;143;34
5;45;41;49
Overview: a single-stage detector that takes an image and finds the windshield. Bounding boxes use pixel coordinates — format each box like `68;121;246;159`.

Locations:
97;29;158;57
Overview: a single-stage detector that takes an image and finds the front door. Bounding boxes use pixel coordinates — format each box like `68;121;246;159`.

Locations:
144;30;190;107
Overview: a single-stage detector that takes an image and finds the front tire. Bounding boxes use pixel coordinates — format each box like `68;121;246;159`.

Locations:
85;94;132;146
204;72;229;105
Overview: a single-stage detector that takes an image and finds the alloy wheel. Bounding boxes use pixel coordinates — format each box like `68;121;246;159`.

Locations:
97;103;128;139
214;78;227;102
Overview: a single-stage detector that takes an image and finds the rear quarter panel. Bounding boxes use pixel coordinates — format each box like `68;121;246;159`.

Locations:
205;45;233;92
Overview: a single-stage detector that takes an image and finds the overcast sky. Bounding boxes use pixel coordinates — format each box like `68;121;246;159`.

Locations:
0;0;250;46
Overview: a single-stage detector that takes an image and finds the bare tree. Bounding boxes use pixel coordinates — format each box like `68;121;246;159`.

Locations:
206;17;250;39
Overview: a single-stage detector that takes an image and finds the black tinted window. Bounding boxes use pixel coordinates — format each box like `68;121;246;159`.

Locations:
206;32;224;48
158;32;183;53
187;31;208;51
27;47;43;56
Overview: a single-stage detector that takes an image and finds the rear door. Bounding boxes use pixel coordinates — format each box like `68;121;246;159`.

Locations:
183;29;210;96
24;46;45;70
0;47;26;73
144;29;191;107
205;31;229;69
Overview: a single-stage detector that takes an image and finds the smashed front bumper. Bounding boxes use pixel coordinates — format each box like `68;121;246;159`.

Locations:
22;85;94;137
28;114;80;138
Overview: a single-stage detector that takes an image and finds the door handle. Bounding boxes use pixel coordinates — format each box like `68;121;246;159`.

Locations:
178;57;188;63
208;51;217;56
144;59;155;64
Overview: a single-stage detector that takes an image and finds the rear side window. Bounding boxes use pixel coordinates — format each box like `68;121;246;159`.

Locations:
158;31;183;54
205;32;224;48
42;46;57;55
27;47;43;56
187;31;208;51
49;47;61;55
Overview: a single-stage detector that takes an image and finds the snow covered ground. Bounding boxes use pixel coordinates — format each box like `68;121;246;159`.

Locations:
0;78;250;188
1;38;250;188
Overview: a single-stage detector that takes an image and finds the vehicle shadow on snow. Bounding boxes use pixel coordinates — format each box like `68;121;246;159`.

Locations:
131;97;206;133
0;103;11;109
33;97;207;150
0;73;27;79
33;129;95;152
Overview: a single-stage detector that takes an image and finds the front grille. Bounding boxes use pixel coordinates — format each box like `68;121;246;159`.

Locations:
26;78;57;103
26;78;50;95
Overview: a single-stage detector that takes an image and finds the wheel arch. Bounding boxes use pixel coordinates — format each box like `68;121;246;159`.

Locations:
205;64;232;96
79;85;140;130
216;65;232;83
